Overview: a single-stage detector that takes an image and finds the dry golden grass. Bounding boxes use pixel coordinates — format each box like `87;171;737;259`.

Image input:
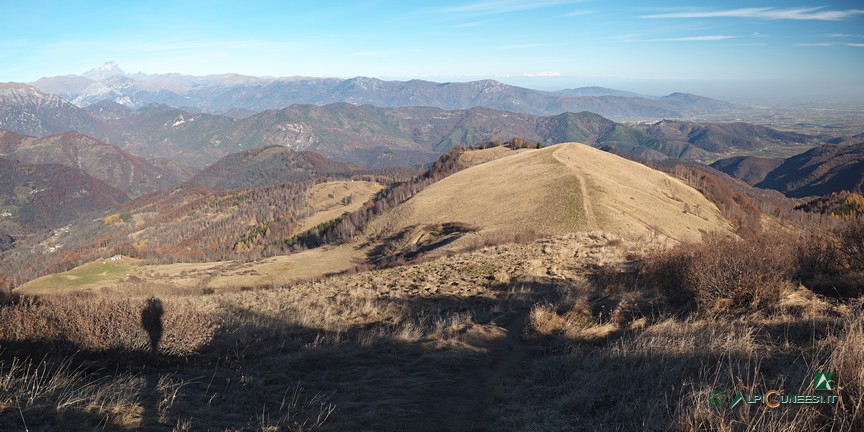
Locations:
456;145;530;167
15;242;365;296
367;143;733;255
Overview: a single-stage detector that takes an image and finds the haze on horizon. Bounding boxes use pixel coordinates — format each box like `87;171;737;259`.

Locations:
2;0;863;104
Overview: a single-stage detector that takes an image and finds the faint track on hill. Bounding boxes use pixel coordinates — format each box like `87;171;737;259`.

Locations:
576;174;598;229
552;146;598;230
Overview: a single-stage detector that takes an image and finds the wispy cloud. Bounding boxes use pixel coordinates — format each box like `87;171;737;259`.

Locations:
612;34;640;43
496;43;544;49
438;0;583;16
452;21;487;28
796;42;834;46
640;7;864;21
521;71;561;77
564;10;593;17
647;35;735;42
849;43;864;47
829;33;864;38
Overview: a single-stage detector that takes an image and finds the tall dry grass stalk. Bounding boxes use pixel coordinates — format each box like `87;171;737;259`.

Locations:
0;356;142;429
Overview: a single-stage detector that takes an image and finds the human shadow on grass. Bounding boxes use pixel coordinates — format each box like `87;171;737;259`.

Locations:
0;297;176;431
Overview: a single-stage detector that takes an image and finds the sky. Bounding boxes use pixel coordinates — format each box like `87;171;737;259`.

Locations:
2;0;863;103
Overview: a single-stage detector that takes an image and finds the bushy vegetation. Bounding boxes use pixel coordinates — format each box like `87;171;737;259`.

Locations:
642;218;863;312
797;191;864;219
642;232;791;310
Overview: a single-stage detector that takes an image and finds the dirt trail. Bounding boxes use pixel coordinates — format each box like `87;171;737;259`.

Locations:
409;305;532;431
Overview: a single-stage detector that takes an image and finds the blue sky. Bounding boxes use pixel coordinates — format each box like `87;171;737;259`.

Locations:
2;1;863;102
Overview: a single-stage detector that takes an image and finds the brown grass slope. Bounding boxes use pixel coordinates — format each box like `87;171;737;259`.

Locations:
368;143;733;245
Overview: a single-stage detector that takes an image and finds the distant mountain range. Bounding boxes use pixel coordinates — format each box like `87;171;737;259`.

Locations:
29;62;733;120
0;83;831;170
712;143;864;197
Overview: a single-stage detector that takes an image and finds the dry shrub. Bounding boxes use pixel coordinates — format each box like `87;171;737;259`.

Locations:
0;289;14;306
0;294;214;356
796;229;848;277
794;217;864;298
643;232;797;312
797;217;864;277
219;386;334;432
836;216;864;271
463;229;545;252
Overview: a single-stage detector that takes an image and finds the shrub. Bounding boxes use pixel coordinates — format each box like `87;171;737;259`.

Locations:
643;232;796;312
796;229;847;278
837;216;864;270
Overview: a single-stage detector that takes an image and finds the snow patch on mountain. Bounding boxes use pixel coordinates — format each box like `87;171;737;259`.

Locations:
73;75;140;108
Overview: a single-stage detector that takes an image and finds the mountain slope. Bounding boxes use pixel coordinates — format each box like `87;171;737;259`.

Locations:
106;104;827;170
552;86;643;98
368;143;732;244
73;75;191;109
0;83;104;137
0;157;127;230
0;84;824;171
0;129;190;197
755;143;864;197
710;156;784;185
636;120;817;155
187;146;361;190
30;75;94;100
537;111;673;159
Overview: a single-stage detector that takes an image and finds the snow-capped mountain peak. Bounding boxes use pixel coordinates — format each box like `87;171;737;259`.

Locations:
82;61;126;81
